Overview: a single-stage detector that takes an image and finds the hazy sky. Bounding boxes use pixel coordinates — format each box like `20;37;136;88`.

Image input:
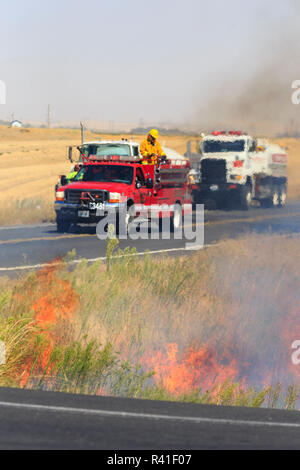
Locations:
0;0;298;130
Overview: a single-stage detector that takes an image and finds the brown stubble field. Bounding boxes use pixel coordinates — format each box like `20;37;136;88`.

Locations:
0;125;299;225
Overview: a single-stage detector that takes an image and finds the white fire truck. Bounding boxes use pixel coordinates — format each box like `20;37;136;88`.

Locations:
185;131;287;210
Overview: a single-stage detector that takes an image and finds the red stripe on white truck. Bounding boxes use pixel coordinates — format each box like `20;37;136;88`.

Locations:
272;154;287;163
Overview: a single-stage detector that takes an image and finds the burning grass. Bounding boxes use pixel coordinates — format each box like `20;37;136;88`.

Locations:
0;233;299;408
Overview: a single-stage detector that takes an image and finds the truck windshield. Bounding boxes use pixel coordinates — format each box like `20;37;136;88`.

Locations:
203;140;245;153
74;165;134;185
83;144;131;157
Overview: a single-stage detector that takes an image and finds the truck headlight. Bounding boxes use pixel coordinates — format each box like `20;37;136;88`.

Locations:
231;175;243;181
109;192;122;203
56;190;65;201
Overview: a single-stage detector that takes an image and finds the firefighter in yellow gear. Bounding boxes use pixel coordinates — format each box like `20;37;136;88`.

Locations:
140;129;166;165
67;164;83;182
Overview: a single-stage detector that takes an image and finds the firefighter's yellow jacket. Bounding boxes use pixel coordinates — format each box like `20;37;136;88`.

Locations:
140;139;166;164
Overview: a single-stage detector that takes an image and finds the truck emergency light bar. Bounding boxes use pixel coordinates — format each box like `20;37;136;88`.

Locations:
86;154;142;163
83;154;190;168
212;131;243;136
171;160;190;167
212;131;226;135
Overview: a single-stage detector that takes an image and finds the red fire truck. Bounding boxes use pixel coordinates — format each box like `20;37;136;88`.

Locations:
55;141;191;233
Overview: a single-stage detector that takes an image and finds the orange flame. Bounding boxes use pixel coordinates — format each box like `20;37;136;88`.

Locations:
143;343;240;395
20;261;79;387
32;263;78;324
142;304;300;395
279;307;300;381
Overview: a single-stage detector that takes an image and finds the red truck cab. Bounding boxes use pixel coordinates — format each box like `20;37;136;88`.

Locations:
55;151;191;234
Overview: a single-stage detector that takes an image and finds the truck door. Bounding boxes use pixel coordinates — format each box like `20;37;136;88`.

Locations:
135;167;152;205
247;139;257;167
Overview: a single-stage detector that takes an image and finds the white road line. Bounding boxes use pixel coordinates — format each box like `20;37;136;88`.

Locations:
0;400;299;429
0;244;219;272
0;223;55;231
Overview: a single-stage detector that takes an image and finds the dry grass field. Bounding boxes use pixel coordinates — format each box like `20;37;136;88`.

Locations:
0;125;299;224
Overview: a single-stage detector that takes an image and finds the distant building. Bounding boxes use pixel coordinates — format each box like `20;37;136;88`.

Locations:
10;120;23;128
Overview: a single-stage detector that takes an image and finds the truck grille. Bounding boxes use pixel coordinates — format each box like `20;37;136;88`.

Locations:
65;189;109;204
201;159;227;184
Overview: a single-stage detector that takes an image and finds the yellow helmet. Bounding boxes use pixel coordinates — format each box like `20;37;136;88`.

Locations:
149;129;159;140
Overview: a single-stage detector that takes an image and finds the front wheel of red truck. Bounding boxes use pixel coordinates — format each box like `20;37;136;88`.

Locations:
170;203;182;233
115;202;135;235
56;219;71;233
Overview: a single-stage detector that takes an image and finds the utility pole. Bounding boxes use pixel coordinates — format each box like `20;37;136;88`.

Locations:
80;121;85;145
47;104;51;128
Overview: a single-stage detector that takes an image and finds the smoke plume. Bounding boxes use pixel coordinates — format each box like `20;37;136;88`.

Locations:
193;0;300;136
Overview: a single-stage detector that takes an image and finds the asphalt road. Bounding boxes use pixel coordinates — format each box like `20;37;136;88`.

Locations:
0;387;299;449
1;201;300;275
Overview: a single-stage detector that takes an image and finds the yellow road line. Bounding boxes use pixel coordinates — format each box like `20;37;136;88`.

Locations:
0;211;299;246
205;211;300;226
0;233;95;245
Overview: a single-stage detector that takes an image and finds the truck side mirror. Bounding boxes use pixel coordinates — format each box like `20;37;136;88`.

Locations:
68;146;73;162
60;175;68;186
145;177;153;189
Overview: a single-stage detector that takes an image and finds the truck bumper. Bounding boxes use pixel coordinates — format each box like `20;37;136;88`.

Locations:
54;202;126;224
192;183;242;203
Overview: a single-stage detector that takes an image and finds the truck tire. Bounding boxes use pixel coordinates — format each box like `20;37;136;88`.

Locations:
272;187;280;208
279;184;287;208
56;220;71;233
240;185;252;211
261;186;280;209
170;203;182;232
116;203;135;235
